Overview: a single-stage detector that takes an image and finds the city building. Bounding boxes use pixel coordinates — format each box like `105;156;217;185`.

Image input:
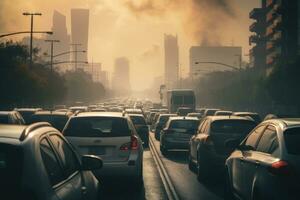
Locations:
249;0;300;75
189;46;242;77
112;57;131;93
71;9;89;64
164;34;179;89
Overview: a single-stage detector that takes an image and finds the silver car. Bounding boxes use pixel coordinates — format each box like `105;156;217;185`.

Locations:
63;112;144;186
225;118;300;200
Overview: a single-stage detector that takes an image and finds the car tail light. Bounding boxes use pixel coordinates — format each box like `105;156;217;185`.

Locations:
119;135;139;151
268;160;291;176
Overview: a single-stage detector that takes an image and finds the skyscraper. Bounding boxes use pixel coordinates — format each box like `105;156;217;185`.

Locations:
164;34;179;89
50;10;70;64
71;9;89;63
112;57;131;93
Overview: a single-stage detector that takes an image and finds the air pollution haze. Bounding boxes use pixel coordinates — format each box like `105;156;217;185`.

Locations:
0;0;259;90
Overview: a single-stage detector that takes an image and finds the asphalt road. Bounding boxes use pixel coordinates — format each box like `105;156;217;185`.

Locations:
149;132;225;200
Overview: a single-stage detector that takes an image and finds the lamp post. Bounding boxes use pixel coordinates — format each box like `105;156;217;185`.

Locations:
23;12;42;66
45;39;60;73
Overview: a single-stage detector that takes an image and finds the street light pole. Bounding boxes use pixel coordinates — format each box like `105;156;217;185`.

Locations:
23;12;42;67
70;43;82;70
45;40;60;73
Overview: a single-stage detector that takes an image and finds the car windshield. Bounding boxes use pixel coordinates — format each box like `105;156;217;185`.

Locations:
0;144;23;198
284;127;300;155
64;117;131;137
0;115;9;124
211;120;256;135
31;115;69;131
130;116;146;125
169;120;199;131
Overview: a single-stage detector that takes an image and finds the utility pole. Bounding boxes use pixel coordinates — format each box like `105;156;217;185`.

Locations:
23;12;42;67
45;40;60;73
70;43;82;70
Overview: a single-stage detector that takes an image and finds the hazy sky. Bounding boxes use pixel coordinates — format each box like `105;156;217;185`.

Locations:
0;0;260;90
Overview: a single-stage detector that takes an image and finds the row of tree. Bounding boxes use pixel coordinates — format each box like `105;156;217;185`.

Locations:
0;42;105;109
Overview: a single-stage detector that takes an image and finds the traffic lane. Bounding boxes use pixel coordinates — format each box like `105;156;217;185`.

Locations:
101;149;167;200
150;133;224;200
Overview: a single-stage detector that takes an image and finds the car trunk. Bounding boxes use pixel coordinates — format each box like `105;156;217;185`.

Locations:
171;129;193;141
67;136;131;162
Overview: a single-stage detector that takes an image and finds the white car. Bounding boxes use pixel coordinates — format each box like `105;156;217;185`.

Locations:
63;112;144;186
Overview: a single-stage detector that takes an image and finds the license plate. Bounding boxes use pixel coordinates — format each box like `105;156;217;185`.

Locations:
88;146;105;155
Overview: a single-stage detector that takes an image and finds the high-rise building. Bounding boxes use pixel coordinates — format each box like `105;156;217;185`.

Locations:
189;46;242;76
249;0;300;75
164;34;179;89
112;57;131;93
71;9;89;63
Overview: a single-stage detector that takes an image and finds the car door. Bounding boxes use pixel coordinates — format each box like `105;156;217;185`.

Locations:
40;137;79;200
190;119;208;161
48;134;85;200
243;125;279;199
236;125;266;199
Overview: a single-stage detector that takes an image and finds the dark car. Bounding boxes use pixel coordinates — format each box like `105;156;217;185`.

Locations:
154;114;177;140
0;111;25;125
129;114;149;147
160;117;200;155
225;118;300;200
0;122;102;200
189;116;256;182
14;108;42;124
30;111;73;132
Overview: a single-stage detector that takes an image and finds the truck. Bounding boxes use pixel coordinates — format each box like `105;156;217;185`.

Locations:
166;89;196;113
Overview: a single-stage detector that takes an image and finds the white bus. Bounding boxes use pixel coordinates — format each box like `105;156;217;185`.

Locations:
166;89;196;113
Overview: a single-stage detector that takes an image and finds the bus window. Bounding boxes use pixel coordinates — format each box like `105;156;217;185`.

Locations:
173;96;183;105
184;96;194;104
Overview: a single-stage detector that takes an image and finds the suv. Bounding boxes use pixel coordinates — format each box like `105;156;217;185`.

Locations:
0;122;102;200
225;118;300;200
63;112;144;187
154;114;177;140
0;111;25;125
128;114;149;147
189;116;256;181
30;111;73;132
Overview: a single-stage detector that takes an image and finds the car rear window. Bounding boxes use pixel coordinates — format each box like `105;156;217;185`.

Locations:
211;120;256;135
0;115;9;124
31;115;69;131
284;128;300;155
169;120;199;130
130;116;146;125
0;144;23;197
64;117;131;137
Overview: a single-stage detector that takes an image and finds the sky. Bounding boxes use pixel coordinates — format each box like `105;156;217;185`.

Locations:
0;0;260;91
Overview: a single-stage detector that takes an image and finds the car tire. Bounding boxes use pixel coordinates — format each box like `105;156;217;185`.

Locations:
143;139;149;148
155;132;160;141
188;154;195;172
196;152;209;182
160;145;168;156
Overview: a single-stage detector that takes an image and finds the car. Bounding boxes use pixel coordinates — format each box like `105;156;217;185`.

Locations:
14;108;42;124
189;116;257;182
154;114;177;140
214;110;233;116
30;111;73;132
63;112;144;187
176;107;194;116
0;111;25;125
91;108;107;112
225;118;300;200
202;108;220;117
187;112;202;119
128;114;149;147
160;116;200;155
0;122;103;200
232;111;262;124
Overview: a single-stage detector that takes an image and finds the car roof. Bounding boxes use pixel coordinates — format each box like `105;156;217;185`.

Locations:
205;115;254;121
265;118;300;128
233;112;258;115
0;125;27;140
0;111;16;115
15;108;42;112
169;116;199;121
33;111;71;116
75;112;125;118
128;114;144;117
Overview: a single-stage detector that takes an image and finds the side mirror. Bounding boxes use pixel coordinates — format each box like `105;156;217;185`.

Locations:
81;155;103;171
224;139;240;149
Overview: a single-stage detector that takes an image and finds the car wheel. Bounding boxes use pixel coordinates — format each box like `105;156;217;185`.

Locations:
143;139;149;148
196;152;209;182
188;154;195;172
155;132;160;141
160;145;168;156
224;170;235;200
